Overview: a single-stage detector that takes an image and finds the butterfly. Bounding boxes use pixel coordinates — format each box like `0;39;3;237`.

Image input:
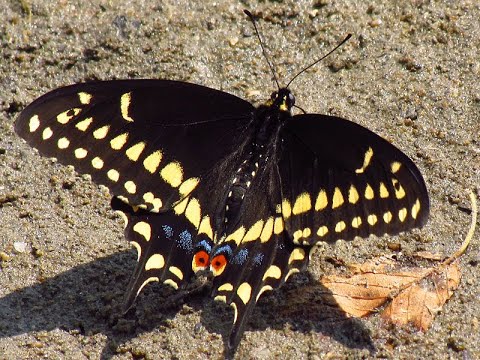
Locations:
14;10;429;353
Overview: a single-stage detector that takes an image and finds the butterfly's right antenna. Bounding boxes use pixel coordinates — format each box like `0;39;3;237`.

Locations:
244;10;280;90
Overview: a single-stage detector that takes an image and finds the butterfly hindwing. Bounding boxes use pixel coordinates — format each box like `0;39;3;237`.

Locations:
206;163;308;349
212;229;309;349
111;196;215;310
278;114;429;246
15;80;254;212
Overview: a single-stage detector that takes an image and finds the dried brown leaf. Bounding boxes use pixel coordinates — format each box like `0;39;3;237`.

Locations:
322;267;430;318
381;262;460;330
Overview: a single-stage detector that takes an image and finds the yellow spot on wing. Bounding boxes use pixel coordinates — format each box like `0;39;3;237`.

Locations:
243;220;264;242
57;108;81;124
383;211;393;223
399;208;408;222
124;180;137;194
224;226;246;245
237;282;252;304
273;217;284;234
57;137;70;149
145;253;165;270
42;127;53;140
143;150;162;173
379;182;389;198
315;189;328;211
355;147;373;174
348;185;359;204
285;268;300;281
317;225;328;237
218;283;234;292
173;196;189;215
164;279;178;290
292;192;312;215
260;217;274;243
411;199;421;219
288;248;305;264
281;199;292;218
78;92;92;104
198;216;214;239
143;192;163;211
93;125;110;139
107;169;120;182
130;241;141;261
392;178;406;199
262;265;281;280
293;229;303;243
160;162;183;188
179;177;199;196
391;161;402;173
364;184;374;200
367;214;378;226
29;115;40;132
169;266;184;280
133;221;151;241
126;142;146;161
231;302;238;324
185;198;201;228
74;148;88;159
91;156;104;169
332;187;344;209
120;92;134;122
137;277;159;296
75;117;93;132
335;221;346;233
352;216;362;228
110;133;129;150
214;295;227;303
256;285;273;301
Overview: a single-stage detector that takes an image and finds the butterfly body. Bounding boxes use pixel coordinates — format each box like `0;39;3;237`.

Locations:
15;77;429;350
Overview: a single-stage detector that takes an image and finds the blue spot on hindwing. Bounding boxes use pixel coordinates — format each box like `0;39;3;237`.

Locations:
253;253;264;266
177;230;193;251
196;239;212;253
231;248;248;265
212;244;233;259
162;225;174;239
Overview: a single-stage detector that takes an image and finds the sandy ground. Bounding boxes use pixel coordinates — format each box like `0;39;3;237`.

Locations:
0;1;479;359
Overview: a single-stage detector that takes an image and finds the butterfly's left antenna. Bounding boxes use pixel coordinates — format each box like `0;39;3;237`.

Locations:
244;10;280;90
286;33;352;88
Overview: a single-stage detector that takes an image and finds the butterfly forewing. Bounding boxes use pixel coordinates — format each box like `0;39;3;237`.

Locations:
15;80;254;212
278;114;429;246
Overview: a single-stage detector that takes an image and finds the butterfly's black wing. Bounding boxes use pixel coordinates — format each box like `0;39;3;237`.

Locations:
15;80;255;293
210;112;429;349
15;80;255;212
278;114;429;246
208;162;309;350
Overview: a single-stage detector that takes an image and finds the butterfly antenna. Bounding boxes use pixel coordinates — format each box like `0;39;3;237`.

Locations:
286;33;352;88
244;9;280;90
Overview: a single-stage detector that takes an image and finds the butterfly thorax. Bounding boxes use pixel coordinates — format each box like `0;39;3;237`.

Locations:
220;89;294;237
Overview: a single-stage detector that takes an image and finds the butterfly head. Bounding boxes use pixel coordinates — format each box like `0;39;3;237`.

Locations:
269;88;295;113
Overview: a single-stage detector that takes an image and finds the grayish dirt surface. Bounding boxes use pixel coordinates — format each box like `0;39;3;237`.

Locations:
0;1;479;359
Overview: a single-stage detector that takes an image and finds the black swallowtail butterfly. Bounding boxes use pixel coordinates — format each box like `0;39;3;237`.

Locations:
15;10;429;352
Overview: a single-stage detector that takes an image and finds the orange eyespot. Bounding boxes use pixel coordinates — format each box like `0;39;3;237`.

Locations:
210;254;227;276
192;250;210;272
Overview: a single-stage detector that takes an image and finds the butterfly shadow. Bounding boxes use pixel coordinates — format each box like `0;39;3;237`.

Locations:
199;272;375;358
0;251;374;359
0;250;186;359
